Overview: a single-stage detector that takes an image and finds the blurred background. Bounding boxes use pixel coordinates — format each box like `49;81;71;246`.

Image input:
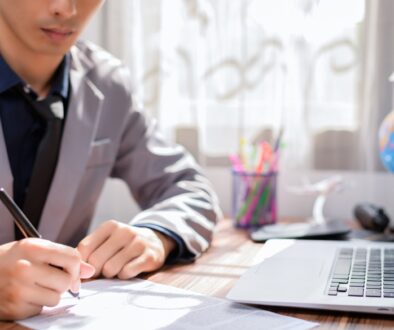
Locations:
82;0;394;227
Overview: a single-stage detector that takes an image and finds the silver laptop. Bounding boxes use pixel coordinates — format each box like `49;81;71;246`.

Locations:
227;239;394;315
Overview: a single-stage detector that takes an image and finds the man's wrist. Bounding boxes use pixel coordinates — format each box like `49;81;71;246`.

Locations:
152;230;176;259
133;223;190;263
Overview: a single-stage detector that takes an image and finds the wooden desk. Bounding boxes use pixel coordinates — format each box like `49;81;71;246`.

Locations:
1;219;394;330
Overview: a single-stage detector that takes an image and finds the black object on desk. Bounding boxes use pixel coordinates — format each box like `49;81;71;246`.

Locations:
353;203;390;232
250;220;350;242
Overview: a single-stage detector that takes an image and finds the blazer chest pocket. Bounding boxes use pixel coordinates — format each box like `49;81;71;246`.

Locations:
86;138;114;168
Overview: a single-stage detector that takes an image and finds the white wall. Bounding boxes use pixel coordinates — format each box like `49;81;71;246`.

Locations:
81;6;104;45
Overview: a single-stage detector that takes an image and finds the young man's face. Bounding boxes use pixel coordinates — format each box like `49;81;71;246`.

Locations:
0;0;104;56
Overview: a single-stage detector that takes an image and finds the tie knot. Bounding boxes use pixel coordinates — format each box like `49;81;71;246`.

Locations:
16;85;64;121
36;97;64;121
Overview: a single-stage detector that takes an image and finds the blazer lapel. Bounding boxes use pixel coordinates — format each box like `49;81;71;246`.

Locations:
38;51;104;241
0;121;15;243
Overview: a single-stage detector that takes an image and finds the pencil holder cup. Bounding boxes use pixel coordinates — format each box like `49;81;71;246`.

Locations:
231;169;278;228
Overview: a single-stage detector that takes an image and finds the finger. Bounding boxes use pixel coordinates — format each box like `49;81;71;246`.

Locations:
23;240;81;284
102;240;145;278
118;252;156;280
69;259;95;293
18;260;80;294
3;303;43;321
23;283;62;307
12;255;76;295
68;262;96;295
23;304;43;319
77;220;117;261
69;259;95;294
87;229;135;277
80;261;96;279
69;261;95;294
31;263;72;294
44;253;80;286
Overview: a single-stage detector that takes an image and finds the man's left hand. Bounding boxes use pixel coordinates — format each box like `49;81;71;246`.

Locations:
77;220;175;279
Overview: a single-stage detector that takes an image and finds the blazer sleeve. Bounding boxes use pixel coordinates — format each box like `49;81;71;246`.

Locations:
110;97;222;261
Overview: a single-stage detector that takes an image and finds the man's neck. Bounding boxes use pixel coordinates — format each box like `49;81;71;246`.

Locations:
0;24;64;98
2;49;63;98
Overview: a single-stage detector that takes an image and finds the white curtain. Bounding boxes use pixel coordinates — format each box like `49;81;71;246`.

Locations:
359;0;394;172
86;0;394;172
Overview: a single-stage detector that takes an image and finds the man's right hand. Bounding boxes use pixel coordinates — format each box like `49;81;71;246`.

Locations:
0;238;95;320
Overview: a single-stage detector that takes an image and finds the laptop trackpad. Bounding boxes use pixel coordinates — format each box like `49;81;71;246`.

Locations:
254;257;324;299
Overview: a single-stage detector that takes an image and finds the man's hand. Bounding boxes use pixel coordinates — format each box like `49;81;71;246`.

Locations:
77;220;176;279
0;239;95;321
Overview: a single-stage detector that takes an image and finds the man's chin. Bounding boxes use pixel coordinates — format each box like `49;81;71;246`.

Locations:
30;42;74;57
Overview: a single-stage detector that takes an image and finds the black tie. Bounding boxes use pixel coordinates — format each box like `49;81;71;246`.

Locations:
18;87;64;231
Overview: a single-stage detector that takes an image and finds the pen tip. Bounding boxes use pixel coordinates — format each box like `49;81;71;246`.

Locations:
69;290;80;299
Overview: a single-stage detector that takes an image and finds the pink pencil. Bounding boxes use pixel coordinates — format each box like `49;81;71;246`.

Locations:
242;151;279;224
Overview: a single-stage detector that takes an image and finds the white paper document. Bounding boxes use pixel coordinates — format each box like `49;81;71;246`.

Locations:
19;279;318;330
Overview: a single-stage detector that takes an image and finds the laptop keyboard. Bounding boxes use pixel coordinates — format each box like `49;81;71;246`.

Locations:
327;247;394;298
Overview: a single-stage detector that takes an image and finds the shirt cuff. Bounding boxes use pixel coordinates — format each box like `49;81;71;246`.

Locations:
132;223;194;264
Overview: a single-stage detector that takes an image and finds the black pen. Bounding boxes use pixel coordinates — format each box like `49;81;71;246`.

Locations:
0;188;80;299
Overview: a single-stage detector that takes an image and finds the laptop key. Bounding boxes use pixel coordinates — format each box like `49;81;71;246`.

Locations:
348;287;364;296
333;275;349;280
350;279;365;283
352;272;366;276
383;292;394;298
367;277;381;281
366;289;381;297
349;283;365;287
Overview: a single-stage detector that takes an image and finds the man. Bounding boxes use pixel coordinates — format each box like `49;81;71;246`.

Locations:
0;0;221;320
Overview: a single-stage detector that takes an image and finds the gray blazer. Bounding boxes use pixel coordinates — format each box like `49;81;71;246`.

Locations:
0;41;221;260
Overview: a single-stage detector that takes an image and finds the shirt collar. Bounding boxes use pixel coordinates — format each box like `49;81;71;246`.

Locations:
0;53;71;99
50;53;71;99
0;56;21;94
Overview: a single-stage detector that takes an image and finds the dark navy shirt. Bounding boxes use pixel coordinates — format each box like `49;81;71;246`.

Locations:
0;54;70;209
